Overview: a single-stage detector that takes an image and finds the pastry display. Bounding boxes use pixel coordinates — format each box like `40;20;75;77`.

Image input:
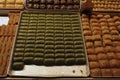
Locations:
12;12;87;71
82;13;120;77
26;0;80;10
0;0;24;9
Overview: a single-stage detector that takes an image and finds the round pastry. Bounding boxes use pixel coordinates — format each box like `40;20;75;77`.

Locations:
109;59;119;68
112;35;120;41
97;53;107;60
27;0;33;3
99;60;109;68
27;3;32;8
91;23;98;26
91;15;97;19
105;46;113;52
95;47;104;54
33;4;39;8
90;19;98;23
108;22;115;26
34;0;39;3
88;55;97;61
112;69;120;76
115;46;120;52
107;52;116;59
47;0;53;4
86;42;94;48
112;41;120;47
101;69;112;76
94;41;102;47
90;68;101;76
89;61;100;69
87;48;95;55
116;25;120;30
82;18;88;22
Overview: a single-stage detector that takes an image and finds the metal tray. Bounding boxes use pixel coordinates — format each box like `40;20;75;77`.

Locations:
24;0;81;12
8;11;90;77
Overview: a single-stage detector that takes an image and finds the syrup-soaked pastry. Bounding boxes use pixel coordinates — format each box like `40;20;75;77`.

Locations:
83;30;92;36
54;0;60;4
101;69;112;76
73;0;80;4
115;46;120;52
109;26;117;30
82;18;88;22
86;42;93;48
110;30;119;35
101;26;109;30
33;4;39;8
107;18;114;23
82;14;87;18
87;48;95;55
97;53;107;60
88;55;97;61
27;0;33;3
105;46;113;52
67;0;73;4
113;16;120;21
61;0;66;4
108;22;115;26
40;4;46;9
47;0;53;4
112;35;120;41
97;14;104;18
103;39;112;46
107;52;117;59
109;59;119;68
61;5;67;9
93;35;101;41
91;23;98;26
99;60;109;68
92;26;101;31
67;5;73;10
115;21;120;26
74;5;79;9
84;36;93;41
47;5;53;9
94;41;102;47
82;22;89;26
116;53;120;59
93;30;101;35
34;0;39;3
89;61;100;69
41;0;46;3
102;30;110;34
82;26;90;30
90;68;101;76
112;69;120;76
100;22;107;26
103;34;112;40
90;19;98;23
27;3;33;8
104;14;111;19
12;62;24;70
54;5;60;9
99;18;106;22
95;47;104;54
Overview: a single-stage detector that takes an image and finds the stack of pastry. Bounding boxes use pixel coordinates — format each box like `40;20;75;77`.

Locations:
92;0;120;11
82;13;120;77
8;12;20;25
0;0;24;9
